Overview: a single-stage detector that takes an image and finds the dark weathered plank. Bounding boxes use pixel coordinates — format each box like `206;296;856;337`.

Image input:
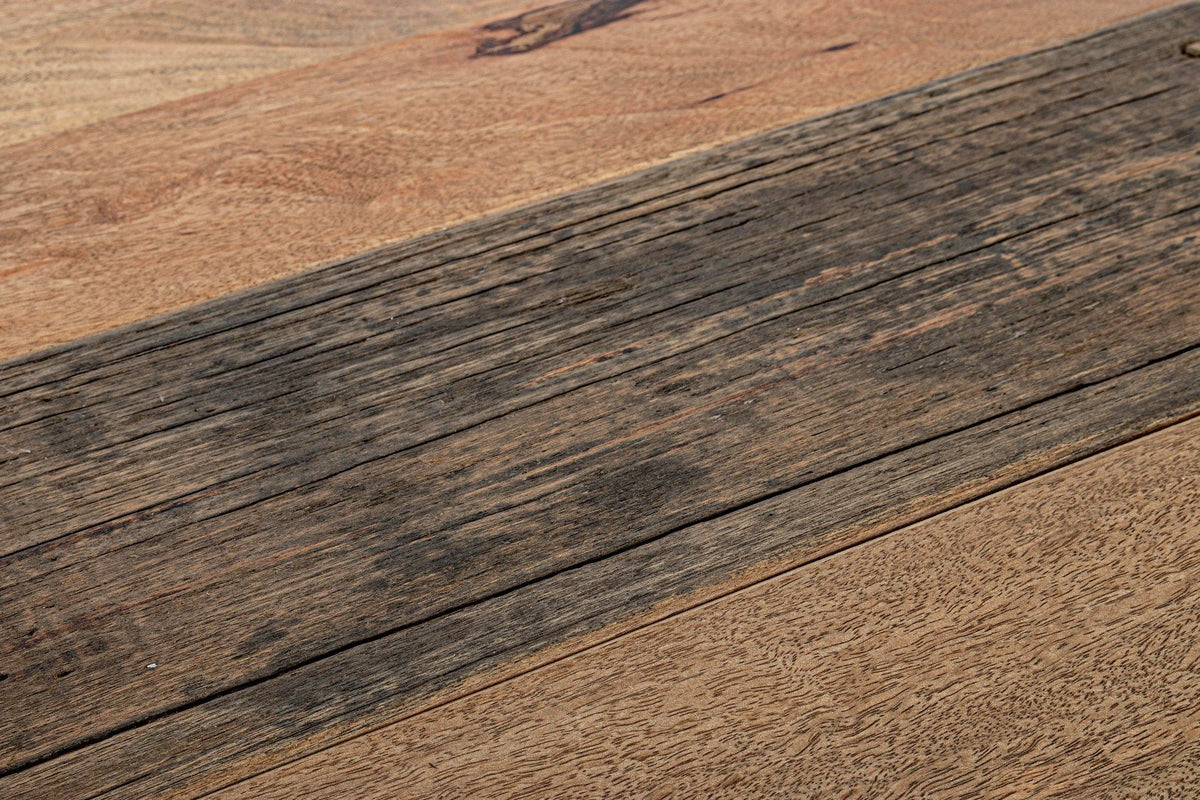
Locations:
2;5;1200;797
12;349;1199;800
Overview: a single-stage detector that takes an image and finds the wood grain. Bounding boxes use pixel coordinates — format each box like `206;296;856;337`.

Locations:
0;0;1180;359
0;0;533;146
2;9;1199;796
216;415;1200;799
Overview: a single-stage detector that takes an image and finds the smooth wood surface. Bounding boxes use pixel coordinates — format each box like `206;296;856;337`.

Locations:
2;9;1199;797
0;0;531;146
0;0;1178;359
217;415;1200;799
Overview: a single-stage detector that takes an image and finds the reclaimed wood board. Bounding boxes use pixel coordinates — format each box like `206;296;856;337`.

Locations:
0;0;1179;359
2;5;1200;796
214;414;1200;799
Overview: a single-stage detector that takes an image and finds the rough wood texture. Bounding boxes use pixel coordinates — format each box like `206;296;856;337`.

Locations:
2;8;1199;797
216;416;1200;799
0;0;1178;359
0;0;532;146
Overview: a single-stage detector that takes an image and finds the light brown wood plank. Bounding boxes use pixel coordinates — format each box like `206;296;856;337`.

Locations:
216;415;1200;799
0;0;1178;360
0;0;535;146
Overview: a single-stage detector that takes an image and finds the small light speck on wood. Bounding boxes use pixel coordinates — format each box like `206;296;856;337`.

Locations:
1182;40;1200;57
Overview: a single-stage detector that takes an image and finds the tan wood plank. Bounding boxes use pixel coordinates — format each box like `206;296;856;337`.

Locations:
216;414;1200;799
0;0;535;146
0;0;1178;360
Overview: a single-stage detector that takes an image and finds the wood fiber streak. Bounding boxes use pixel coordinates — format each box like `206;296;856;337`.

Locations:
0;0;533;145
0;0;1177;358
218;417;1200;799
3;8;1200;797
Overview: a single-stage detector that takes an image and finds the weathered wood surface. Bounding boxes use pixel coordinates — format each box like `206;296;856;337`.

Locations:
216;415;1200;800
0;0;530;146
3;6;1200;797
0;0;1177;359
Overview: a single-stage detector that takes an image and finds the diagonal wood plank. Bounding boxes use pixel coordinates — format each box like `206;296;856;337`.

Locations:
213;414;1200;799
0;0;536;146
2;7;1200;797
0;0;1178;359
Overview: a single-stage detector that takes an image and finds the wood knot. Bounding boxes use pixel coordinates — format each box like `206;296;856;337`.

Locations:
474;0;646;57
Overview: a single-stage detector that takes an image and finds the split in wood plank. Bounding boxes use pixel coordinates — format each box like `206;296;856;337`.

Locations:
0;0;1180;358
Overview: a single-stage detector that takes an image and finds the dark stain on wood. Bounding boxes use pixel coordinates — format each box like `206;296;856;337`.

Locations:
580;455;712;529
233;625;288;660
2;5;1200;798
474;0;647;56
696;81;764;106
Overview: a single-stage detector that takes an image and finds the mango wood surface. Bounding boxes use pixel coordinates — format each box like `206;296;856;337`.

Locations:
217;415;1200;800
0;0;1178;359
0;0;530;146
2;8;1199;797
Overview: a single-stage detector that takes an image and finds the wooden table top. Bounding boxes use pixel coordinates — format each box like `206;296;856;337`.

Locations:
2;2;1198;797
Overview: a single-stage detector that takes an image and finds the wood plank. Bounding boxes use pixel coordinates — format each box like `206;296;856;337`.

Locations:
0;0;534;146
2;8;1199;796
0;0;1178;359
214;415;1200;799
